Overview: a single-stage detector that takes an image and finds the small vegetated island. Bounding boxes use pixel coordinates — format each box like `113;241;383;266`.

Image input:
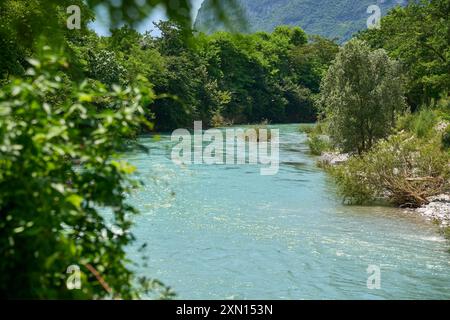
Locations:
0;0;449;299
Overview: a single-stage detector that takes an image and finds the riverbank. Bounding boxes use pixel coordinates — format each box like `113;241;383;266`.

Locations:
317;151;450;228
411;194;450;227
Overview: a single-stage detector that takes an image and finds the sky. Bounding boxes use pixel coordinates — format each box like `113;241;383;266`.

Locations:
89;0;205;36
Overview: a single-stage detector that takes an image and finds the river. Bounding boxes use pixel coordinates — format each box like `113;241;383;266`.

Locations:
123;124;450;299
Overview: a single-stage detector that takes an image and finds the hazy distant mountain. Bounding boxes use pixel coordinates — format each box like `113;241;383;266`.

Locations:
194;0;406;42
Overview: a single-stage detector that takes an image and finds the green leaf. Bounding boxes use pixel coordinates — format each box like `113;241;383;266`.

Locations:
66;194;84;209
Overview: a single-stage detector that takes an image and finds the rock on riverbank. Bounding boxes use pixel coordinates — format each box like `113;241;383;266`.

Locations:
318;152;349;166
413;194;450;227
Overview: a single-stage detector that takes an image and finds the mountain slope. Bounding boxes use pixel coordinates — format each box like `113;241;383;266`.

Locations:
194;0;405;42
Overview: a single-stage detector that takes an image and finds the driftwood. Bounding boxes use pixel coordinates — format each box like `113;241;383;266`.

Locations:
405;177;439;182
383;175;445;207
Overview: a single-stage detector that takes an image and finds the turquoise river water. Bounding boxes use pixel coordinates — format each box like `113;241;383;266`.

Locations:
122;124;450;299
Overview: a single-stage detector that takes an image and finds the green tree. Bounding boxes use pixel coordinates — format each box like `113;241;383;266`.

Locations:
0;0;234;79
290;36;339;94
193;26;325;125
0;0;94;79
88;50;126;86
0;0;230;300
272;25;307;47
0;53;176;299
319;39;407;154
358;0;450;109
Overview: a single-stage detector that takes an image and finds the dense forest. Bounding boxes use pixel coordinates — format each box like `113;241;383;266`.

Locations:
1;18;339;131
195;0;405;42
0;0;449;299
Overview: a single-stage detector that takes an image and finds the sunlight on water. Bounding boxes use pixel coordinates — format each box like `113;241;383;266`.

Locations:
125;124;450;300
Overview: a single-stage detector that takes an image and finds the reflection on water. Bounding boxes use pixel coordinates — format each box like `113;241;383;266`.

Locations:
125;124;450;300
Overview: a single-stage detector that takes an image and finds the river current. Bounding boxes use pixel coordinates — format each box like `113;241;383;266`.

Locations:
122;124;450;299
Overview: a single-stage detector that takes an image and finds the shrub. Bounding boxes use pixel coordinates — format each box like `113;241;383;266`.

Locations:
412;109;438;138
299;124;314;134
397;108;438;138
329;132;450;207
210;112;226;128
0;54;173;299
443;126;450;150
300;122;332;155
308;134;331;156
436;97;450;122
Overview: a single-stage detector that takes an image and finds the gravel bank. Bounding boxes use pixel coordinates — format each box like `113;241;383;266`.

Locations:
411;194;450;227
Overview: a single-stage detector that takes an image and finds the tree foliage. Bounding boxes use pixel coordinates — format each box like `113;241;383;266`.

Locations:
319;39;406;154
358;0;450;109
0;52;179;299
89;22;336;130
